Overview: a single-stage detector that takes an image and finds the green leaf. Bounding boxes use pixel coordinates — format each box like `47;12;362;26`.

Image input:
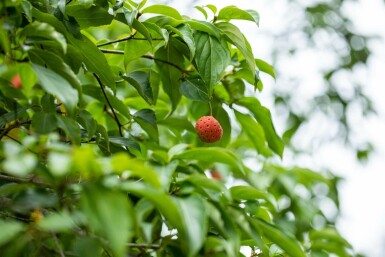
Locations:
78;110;98;139
121;181;183;229
255;58;276;79
20;21;67;53
57;116;81;144
173;147;245;176
195;6;208;19
165;24;195;60
175;195;208;257
37;211;76;232
185;20;220;38
234;110;272;157
309;228;351;247
109;137;141;156
230;186;275;208
142;4;183;20
122;71;154;105
217;6;260;26
31;112;57;134
194;32;230;90
65;5;113;28
124;37;152;67
236;97;284;157
69;36;115;90
32;64;79;114
81;184;134;257
133;109;159;142
216;22;256;81
254;219;306;257
179;76;209;102
206;4;217;14
0;106;30;128
29;49;81;94
132;19;152;45
154;39;184;110
111;153;161;187
143;21;169;44
0;221;25;247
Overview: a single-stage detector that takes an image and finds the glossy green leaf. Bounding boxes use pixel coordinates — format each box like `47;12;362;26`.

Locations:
165;24;195;60
175;195;208;257
57;116;81;144
32;64;79;114
216;22;256;81
255;59;276;79
65;5;113;28
109;137;141;155
142;5;183;20
217;6;260;26
195;6;208;19
194;32;230;89
20;21;67;53
81;184;134;257
254;219;306;257
0;221;25;246
69;36;115;90
132;19;153;45
173;147;245;176
186;20;221;38
230;185;270;202
234;110;272;157
133;109;159;142
143;21;169;44
124;38;152;66
154;39;184;110
31;112;57;134
236;97;284;157
122;71;154;105
179;77;209;102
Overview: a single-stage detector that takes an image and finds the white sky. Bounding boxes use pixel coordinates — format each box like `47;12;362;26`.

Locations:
152;0;385;255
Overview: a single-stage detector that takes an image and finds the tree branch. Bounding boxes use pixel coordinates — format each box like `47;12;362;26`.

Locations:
97;32;137;47
52;232;66;257
0;173;50;187
93;73;123;137
126;243;161;249
0;120;31;140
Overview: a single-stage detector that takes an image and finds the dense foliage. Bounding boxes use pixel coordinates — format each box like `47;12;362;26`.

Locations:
0;1;356;257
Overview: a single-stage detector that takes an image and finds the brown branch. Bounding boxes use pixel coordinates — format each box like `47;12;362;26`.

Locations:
97;32;137;47
93;73;123;137
0;173;50;187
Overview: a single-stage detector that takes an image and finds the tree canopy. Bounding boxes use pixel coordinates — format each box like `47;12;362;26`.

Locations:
0;1;358;257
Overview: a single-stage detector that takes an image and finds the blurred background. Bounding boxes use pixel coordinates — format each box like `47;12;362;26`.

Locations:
149;0;385;256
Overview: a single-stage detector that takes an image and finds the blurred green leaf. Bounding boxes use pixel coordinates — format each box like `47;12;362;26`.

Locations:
57;116;81;144
0;221;25;247
255;59;276;79
37;211;76;232
31;112;57;134
66;5;113;28
81;184;134;257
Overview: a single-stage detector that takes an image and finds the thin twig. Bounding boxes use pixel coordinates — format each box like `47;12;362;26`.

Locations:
0;120;31;140
100;49;190;73
92;73;123;137
97;32;137;47
52;232;66;257
126;243;161;249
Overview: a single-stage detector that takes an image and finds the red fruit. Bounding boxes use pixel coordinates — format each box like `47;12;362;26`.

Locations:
195;116;223;143
11;74;22;89
210;170;222;180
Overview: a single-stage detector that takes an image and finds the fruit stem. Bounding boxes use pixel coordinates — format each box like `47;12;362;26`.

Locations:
208;101;212;116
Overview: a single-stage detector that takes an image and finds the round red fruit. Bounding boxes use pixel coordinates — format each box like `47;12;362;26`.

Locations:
11;74;22;89
195;116;223;143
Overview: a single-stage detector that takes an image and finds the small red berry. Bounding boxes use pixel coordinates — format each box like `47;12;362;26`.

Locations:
11;74;22;89
195;115;223;143
210;170;222;180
